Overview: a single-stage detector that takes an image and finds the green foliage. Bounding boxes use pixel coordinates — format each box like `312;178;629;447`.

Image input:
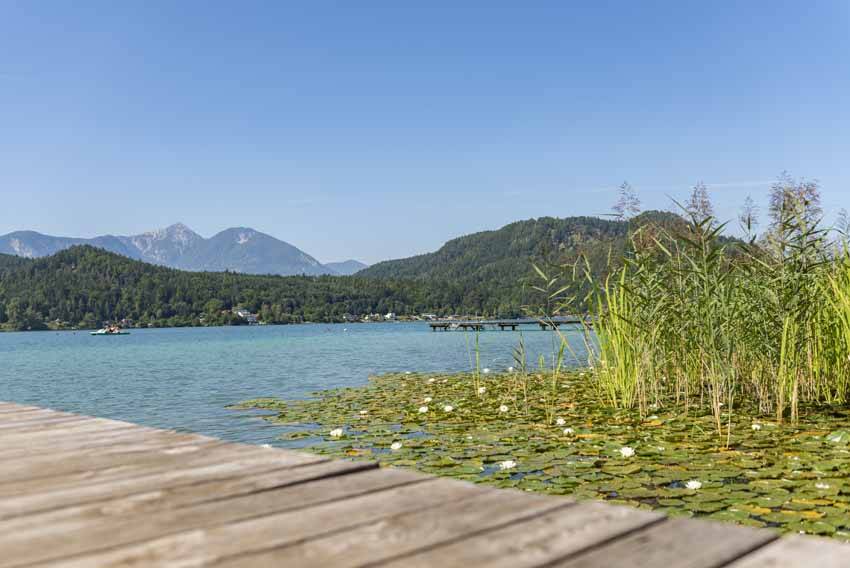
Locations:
576;202;850;440
238;371;850;539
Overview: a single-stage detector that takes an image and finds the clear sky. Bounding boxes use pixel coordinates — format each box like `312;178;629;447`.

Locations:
1;1;848;264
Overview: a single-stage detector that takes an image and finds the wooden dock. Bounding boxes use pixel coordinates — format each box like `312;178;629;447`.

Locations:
0;401;846;567
429;316;588;331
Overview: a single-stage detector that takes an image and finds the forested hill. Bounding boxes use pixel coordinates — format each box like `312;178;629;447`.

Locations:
0;212;687;330
0;247;456;330
359;211;683;283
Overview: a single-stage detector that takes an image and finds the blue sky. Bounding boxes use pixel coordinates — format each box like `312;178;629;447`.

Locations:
1;1;848;264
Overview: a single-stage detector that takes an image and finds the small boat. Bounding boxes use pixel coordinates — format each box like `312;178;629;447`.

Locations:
90;328;131;336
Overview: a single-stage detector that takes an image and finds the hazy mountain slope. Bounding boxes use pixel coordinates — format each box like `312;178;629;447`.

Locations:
118;223;203;266
325;260;369;275
178;228;332;275
0;224;333;276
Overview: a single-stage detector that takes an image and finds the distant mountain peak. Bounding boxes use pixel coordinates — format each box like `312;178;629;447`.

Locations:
0;224;337;276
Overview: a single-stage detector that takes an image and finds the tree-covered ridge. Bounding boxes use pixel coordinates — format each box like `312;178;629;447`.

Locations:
0;212;688;330
0;246;437;329
0;253;30;273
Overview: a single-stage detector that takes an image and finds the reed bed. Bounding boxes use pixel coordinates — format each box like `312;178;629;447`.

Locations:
572;197;850;438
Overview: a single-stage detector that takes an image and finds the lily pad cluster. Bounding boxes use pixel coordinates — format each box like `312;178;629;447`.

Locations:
233;371;850;540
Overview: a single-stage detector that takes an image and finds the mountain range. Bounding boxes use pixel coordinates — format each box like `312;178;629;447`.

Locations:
0;224;368;277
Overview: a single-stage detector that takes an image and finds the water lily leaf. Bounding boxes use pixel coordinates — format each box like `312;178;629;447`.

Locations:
826;430;850;444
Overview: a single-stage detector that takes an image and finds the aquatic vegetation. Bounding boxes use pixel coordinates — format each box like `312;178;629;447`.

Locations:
236;371;850;540
563;179;850;437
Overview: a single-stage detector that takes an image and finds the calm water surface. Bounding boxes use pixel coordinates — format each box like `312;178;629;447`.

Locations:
0;323;587;445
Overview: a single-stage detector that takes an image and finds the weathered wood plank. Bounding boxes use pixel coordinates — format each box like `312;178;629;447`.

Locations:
0;460;375;566
217;486;575;568
0;421;218;459
726;534;850;568
0;432;221;484
14;467;435;567
0;403;45;414
0;459;369;533
0;444;323;516
0;408;70;421
378;500;665;568
43;469;480;568
549;518;778;568
0;418;141;447
0;414;100;434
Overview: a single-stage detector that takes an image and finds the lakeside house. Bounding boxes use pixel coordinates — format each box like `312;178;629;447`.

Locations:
233;308;259;325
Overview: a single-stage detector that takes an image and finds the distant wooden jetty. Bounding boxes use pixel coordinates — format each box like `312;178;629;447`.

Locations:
0;401;846;567
430;316;588;331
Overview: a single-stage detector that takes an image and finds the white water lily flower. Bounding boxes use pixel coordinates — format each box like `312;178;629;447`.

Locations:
619;446;635;458
499;404;509;413
751;423;762;431
816;482;831;490
686;480;703;490
478;386;486;394
563;427;574;435
443;405;454;412
405;371;412;375
507;366;515;372
359;410;368;415
329;428;344;438
555;417;566;426
418;406;429;414
424;396;433;403
390;441;403;451
428;378;436;383
498;460;517;470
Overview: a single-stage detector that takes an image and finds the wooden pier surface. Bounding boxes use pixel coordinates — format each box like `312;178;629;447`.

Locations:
0;401;847;567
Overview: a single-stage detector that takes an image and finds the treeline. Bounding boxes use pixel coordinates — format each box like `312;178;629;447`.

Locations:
0;246;545;330
0;211;705;331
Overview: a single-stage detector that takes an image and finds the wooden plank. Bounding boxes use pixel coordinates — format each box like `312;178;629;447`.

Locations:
0;423;212;459
0;444;323;516
0;460;376;566
0;409;67;422
12;467;435;567
0;436;225;488
0;414;92;433
217;486;576;568
0;418;141;447
0;459;370;534
548;518;778;568
379;500;666;568
0;403;45;414
0;407;68;419
41;469;484;568
726;534;850;568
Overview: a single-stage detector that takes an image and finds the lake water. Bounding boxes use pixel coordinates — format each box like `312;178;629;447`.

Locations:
0;323;588;446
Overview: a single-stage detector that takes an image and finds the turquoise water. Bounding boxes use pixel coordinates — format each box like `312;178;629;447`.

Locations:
0;323;587;446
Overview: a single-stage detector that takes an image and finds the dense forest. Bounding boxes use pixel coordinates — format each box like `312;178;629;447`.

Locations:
0;212;681;330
